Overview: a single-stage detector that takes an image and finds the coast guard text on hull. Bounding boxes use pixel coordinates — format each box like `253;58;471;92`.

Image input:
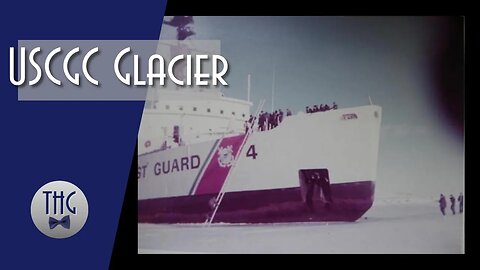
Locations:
138;155;200;179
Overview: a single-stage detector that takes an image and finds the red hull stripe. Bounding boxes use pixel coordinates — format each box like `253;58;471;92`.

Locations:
194;134;246;195
188;139;220;195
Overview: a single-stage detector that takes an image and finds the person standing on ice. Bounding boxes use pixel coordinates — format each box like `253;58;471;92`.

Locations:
449;194;456;215
458;193;463;213
438;194;446;216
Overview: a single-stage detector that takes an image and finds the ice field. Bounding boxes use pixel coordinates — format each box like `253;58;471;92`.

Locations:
138;198;464;254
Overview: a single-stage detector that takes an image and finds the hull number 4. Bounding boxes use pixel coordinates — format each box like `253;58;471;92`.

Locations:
246;144;258;159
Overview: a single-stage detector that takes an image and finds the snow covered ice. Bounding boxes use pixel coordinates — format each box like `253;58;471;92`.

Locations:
138;199;464;254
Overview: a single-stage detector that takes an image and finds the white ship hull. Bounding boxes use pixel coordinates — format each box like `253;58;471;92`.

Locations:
138;105;382;223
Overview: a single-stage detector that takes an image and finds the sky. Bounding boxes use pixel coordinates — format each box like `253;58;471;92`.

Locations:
160;16;464;200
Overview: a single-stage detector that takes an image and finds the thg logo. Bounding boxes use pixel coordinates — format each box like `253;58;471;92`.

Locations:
31;180;88;239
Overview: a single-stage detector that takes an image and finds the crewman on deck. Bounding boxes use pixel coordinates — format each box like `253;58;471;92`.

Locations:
248;114;254;124
268;112;274;130
275;111;279;127
258;111;265;131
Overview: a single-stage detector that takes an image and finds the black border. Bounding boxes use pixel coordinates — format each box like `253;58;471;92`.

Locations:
164;0;466;16
110;142;138;269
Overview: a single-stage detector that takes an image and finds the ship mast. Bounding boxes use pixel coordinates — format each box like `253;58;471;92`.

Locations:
247;74;251;102
271;67;276;112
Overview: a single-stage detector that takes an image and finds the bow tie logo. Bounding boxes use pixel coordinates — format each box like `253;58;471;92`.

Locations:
32;180;88;239
49;215;71;229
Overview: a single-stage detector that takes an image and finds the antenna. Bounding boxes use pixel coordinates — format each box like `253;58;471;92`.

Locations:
368;96;374;105
247;74;251;102
271;68;276;112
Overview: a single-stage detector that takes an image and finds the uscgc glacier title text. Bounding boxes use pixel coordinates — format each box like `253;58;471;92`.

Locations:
9;47;229;86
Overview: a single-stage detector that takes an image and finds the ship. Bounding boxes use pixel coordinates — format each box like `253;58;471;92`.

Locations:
137;17;382;224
